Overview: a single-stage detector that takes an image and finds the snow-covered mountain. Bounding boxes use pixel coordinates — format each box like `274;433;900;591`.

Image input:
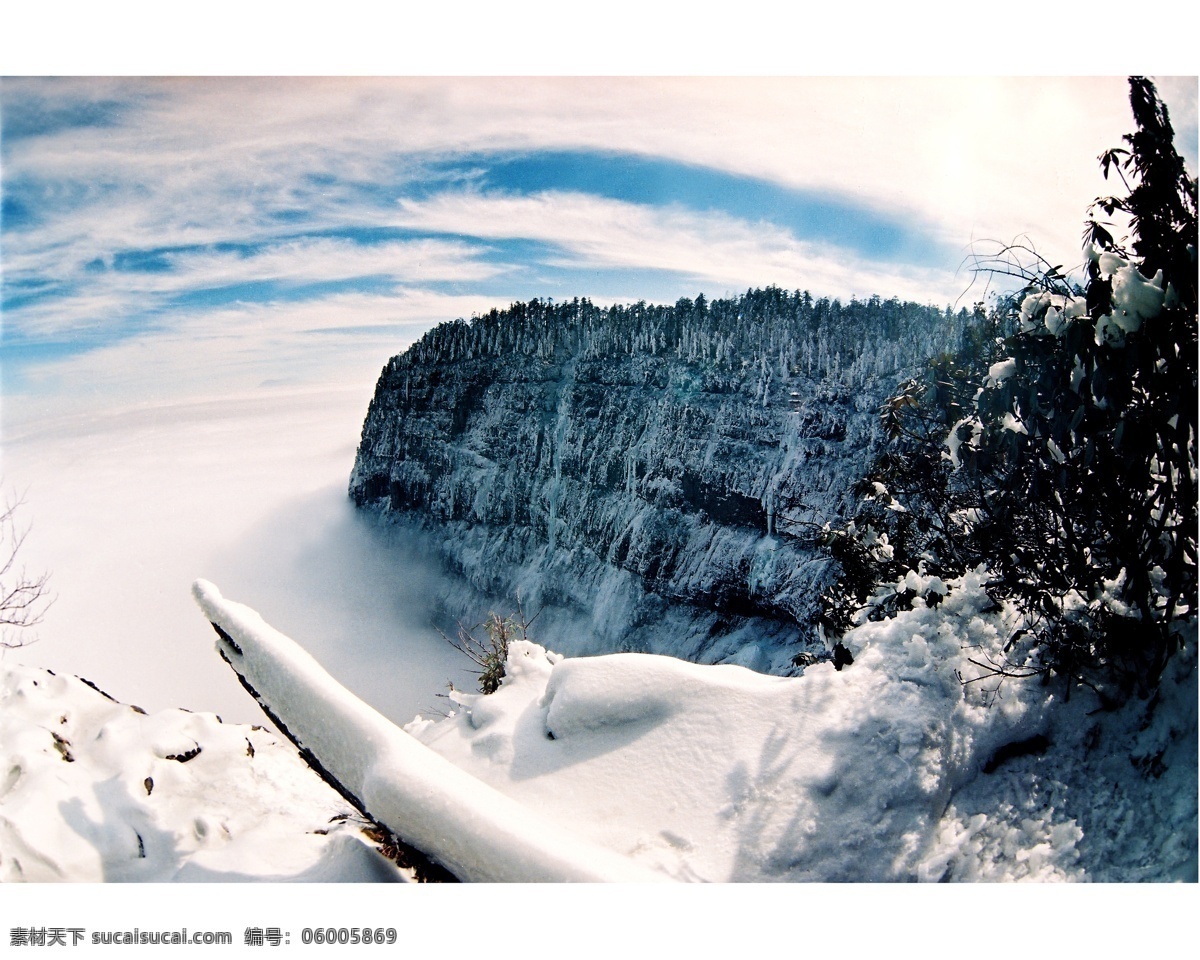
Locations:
7;289;1191;887
350;289;971;670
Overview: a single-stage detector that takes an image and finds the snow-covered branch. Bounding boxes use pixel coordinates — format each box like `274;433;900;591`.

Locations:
192;580;666;883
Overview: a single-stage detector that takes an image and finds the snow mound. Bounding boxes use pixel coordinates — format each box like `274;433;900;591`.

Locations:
412;569;1196;881
0;663;397;882
414;570;1029;880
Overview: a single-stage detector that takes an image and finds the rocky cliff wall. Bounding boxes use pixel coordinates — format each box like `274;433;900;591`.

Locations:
350;290;967;672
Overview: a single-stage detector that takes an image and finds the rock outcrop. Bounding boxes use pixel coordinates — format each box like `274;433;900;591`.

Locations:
350;288;968;672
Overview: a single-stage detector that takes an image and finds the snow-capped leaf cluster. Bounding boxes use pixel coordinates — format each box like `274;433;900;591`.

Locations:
1087;247;1168;345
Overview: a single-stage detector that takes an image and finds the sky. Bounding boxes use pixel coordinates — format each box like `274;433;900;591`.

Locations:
3;75;1196;430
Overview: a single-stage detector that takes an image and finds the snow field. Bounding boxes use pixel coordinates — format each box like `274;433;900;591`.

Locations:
412;567;1070;880
199;569;1196;882
0;663;396;882
4;570;1191;884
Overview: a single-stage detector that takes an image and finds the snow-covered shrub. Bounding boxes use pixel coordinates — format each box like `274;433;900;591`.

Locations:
821;77;1197;699
443;606;538;694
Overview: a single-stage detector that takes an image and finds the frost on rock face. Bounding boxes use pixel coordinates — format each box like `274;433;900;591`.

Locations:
348;292;974;672
0;663;394;882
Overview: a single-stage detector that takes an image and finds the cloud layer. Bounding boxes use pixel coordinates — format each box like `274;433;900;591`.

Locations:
2;76;1194;428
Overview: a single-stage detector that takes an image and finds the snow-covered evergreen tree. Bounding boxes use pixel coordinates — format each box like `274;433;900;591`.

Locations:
821;77;1197;699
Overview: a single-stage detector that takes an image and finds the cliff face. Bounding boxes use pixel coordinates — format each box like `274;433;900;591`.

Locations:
350;289;967;671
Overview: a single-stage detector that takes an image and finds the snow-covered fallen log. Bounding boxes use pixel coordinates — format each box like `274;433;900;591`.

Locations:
192;580;666;883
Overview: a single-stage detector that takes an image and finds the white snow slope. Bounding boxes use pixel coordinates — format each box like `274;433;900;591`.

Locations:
197;571;1196;882
3;570;1193;882
0;664;402;882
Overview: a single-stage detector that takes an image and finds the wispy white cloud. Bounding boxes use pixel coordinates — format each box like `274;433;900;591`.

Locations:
171;237;503;289
6;235;505;337
6;288;506;429
393;190;967;305
5;289;147;338
4;75;1194;425
4;77;1150;276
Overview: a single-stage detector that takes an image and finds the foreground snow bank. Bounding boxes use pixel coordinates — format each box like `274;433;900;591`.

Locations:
0;664;398;881
409;569;1196;881
7;569;1190;883
193;580;663;882
407;570;1037;880
195;570;1194;881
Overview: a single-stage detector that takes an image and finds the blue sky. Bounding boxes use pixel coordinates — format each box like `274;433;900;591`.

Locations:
2;76;1196;428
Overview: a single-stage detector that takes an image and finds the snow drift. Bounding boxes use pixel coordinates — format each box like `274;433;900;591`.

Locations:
193;575;1196;882
3;575;1192;883
0;663;398;882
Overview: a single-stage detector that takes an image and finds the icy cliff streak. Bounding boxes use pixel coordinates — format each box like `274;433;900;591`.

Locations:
350;288;969;672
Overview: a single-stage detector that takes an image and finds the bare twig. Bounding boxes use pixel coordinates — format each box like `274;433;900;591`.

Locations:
1;492;53;649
